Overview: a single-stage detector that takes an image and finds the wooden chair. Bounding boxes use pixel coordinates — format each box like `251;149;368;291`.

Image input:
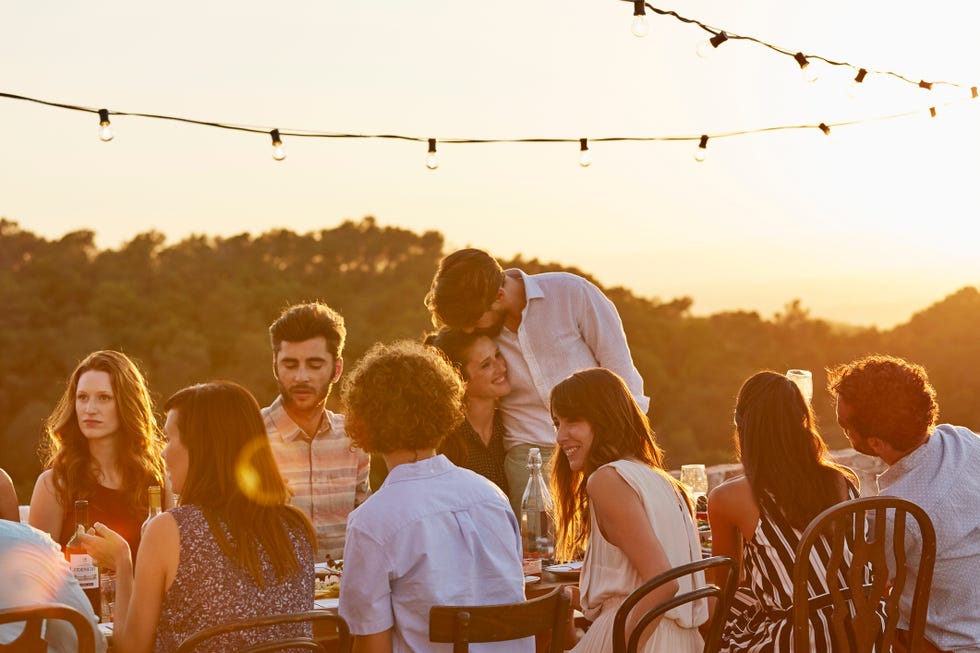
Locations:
174;610;350;653
0;602;96;653
791;496;936;653
612;556;738;653
429;585;570;653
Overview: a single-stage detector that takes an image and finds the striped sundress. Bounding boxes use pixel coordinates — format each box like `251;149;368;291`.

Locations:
719;484;881;652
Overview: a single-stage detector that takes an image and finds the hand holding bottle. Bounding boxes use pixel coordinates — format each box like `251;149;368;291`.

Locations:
78;522;131;572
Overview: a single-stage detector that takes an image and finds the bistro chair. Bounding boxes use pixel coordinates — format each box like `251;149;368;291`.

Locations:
174;610;350;653
429;585;570;653
0;602;96;653
791;496;936;653
612;556;738;653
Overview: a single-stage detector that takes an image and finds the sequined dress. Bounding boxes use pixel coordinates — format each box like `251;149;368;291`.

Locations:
153;505;314;653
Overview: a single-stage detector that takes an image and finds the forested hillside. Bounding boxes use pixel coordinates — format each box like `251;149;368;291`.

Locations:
3;217;978;500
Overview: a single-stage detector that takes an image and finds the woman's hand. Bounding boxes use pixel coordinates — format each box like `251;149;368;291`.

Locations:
78;522;131;572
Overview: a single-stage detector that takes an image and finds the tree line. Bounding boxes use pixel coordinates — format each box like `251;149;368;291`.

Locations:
2;217;978;501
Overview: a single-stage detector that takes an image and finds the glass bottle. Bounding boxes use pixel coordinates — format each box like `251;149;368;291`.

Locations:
520;447;555;575
140;485;162;538
65;500;101;619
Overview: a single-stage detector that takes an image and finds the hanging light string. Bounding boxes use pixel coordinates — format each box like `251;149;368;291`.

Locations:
622;0;971;91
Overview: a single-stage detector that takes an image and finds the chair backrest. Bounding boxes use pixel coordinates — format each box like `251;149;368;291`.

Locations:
791;496;936;653
174;610;350;653
0;602;96;653
612;556;738;653
429;585;570;653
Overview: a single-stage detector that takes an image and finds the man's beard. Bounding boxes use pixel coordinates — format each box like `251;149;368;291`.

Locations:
279;380;331;409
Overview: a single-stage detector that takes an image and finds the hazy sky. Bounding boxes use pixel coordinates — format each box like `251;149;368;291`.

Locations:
2;0;978;327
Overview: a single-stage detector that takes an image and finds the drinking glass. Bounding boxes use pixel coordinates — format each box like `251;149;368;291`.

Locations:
786;369;813;403
680;464;708;509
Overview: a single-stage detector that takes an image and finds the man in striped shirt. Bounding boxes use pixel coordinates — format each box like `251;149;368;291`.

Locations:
262;302;371;561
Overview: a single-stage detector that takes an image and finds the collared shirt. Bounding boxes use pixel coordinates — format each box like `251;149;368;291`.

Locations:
496;270;649;449
339;455;531;653
440;411;509;495
262;396;371;561
876;424;980;652
0;521;107;653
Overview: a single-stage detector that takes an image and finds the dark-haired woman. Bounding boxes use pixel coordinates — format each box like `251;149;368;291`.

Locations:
30;350;167;559
551;368;706;653
708;371;861;652
80;381;316;653
426;329;510;494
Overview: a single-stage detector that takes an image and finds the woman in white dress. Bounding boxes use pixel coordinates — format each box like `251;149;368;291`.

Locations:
550;368;706;653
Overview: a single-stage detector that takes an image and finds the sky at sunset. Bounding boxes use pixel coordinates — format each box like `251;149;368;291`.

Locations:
2;0;978;327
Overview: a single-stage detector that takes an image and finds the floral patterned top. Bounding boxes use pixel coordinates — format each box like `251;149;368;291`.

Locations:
154;505;314;653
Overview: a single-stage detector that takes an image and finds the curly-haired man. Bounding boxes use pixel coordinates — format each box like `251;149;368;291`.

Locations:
828;354;980;653
338;340;530;653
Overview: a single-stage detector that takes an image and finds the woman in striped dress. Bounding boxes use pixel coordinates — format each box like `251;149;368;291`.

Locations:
708;371;860;652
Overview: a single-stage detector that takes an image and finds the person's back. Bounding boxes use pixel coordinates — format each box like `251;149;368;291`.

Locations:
0;520;107;653
153;504;314;653
341;456;528;652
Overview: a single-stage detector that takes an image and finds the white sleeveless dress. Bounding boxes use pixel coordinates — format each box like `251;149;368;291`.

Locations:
571;459;707;653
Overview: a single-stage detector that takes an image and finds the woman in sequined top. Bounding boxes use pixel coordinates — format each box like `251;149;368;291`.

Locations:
81;381;316;653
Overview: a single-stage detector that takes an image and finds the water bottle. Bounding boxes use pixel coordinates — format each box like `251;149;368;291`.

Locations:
520;447;555;575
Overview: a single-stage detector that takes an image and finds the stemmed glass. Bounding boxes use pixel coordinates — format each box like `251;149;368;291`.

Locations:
680;464;708;508
786;369;813;403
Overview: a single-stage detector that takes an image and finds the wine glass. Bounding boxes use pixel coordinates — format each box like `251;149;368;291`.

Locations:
786;369;813;403
680;464;708;510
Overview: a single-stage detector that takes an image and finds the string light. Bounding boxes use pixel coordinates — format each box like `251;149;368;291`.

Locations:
929;107;937;118
972;87;979;99
794;52;819;83
818;123;831;136
694;135;708;162
426;138;439;170
578;138;592;167
918;80;934;90
270;129;287;161
630;0;648;38
97;109;113;142
696;31;728;59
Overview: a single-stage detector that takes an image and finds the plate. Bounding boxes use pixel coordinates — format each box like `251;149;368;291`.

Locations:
524;575;540;584
315;562;343;576
314;597;340;610
544;561;583;578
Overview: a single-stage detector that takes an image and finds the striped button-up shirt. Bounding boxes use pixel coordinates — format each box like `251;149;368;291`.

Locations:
263;396;371;561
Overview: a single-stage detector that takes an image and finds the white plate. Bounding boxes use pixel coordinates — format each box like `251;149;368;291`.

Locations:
314;597;340;609
545;561;583;575
524;575;540;584
315;562;343;576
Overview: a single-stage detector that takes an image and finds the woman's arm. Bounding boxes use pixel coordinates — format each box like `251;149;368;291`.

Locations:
706;476;757;621
29;470;64;541
0;468;19;521
588;466;678;647
81;514;178;653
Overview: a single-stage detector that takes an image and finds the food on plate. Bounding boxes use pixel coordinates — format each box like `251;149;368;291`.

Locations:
315;577;340;599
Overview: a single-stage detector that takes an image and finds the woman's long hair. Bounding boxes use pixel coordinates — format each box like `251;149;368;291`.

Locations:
164;381;315;585
735;371;856;530
549;368;687;562
40;350;166;518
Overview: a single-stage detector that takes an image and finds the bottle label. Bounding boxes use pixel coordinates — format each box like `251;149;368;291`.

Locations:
69;553;99;589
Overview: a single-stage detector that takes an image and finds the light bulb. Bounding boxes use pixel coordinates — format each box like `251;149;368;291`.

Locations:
694;135;708;163
426;138;439;170
630;14;648;38
696;32;727;59
578;138;592;167
270;129;287;161
97;109;113;142
795;52;819;84
847;68;867;100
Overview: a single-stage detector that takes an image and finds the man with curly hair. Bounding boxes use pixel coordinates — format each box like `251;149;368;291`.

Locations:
425;248;648;514
338;341;531;653
828;354;980;653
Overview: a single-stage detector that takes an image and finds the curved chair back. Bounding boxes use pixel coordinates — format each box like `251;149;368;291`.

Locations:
174;610;350;653
791;496;936;653
612;555;738;653
429;585;570;653
0;602;96;653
